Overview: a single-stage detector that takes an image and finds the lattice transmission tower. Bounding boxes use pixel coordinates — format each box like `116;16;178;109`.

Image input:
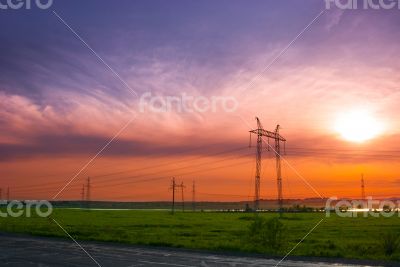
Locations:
249;117;286;213
170;178;185;214
361;174;366;200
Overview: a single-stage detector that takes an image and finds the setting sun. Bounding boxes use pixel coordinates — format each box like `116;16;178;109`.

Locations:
334;110;384;143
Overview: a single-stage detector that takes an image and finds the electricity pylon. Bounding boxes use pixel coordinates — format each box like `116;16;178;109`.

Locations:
170;178;185;213
170;177;176;214
249;117;286;213
361;174;366;200
192;180;196;212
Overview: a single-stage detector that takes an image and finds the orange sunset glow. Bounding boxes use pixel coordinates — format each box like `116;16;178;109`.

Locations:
1;1;400;203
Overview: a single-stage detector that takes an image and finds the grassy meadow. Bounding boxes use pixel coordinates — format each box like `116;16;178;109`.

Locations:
0;209;399;262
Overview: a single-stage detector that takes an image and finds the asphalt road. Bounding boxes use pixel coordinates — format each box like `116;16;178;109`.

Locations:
0;233;381;267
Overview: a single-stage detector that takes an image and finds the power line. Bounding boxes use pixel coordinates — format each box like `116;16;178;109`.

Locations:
11;151;253;197
32;151;250;194
91;146;247;179
89;141;242;174
87;157;253;190
6;143;400;194
13;158;253;200
88;149;250;186
197;192;254;199
96;159;251;198
10;146;248;191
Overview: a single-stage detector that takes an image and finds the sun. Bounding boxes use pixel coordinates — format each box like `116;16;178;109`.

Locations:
334;110;383;143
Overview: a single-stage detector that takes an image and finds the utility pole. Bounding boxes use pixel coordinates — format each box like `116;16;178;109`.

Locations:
192;180;196;212
6;187;10;201
361;174;366;201
249;117;286;214
0;188;2;200
171;177;176;214
86;177;91;202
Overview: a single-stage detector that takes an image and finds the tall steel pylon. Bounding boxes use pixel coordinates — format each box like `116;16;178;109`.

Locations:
249;117;286;212
170;177;176;214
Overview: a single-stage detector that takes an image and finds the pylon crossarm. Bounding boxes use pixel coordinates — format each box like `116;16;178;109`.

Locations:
249;129;286;142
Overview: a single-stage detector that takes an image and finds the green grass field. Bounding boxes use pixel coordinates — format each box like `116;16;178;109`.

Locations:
0;209;399;262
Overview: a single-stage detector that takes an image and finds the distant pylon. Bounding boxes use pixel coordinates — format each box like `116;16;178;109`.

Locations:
249;117;286;213
86;177;91;201
192;180;196;212
361;174;366;200
170;177;176;214
170;178;185;213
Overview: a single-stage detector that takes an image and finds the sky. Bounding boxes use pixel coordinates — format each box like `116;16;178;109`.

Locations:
1;0;400;201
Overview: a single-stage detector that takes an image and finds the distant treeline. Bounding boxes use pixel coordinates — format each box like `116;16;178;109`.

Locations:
49;199;329;210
